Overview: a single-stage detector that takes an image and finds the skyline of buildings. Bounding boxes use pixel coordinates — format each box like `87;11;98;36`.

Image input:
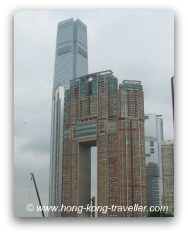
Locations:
49;17;174;217
13;10;174;218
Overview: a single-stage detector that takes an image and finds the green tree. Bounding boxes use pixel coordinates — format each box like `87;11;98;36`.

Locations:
148;211;174;217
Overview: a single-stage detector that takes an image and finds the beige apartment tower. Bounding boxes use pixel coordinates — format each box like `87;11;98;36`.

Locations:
162;140;174;214
62;71;147;217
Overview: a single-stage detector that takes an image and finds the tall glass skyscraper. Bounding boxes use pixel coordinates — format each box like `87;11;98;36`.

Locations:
49;18;88;217
49;86;65;217
144;114;164;206
53;18;88;95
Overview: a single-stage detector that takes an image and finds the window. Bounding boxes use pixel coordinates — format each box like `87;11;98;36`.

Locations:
150;141;154;147
150;148;154;154
57;46;71;55
98;121;105;135
78;46;87;59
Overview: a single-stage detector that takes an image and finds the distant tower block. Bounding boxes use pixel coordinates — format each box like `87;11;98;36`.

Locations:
49;18;88;217
162;140;174;214
144;114;164;206
49;85;65;217
53;18;88;95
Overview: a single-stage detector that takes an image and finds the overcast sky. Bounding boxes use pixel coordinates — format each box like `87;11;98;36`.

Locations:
14;10;174;217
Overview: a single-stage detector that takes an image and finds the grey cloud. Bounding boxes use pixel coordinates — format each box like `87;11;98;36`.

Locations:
21;134;50;154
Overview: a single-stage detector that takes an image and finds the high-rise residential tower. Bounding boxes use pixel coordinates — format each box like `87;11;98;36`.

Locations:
49;18;88;217
118;80;147;217
53;18;88;94
161;140;174;214
62;71;147;217
144;114;164;206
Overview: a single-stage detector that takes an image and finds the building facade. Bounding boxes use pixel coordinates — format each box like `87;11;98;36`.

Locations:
161;140;174;214
118;79;146;217
62;71;147;217
144;114;164;206
146;162;159;208
49;18;88;217
53;18;88;94
49;86;65;217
